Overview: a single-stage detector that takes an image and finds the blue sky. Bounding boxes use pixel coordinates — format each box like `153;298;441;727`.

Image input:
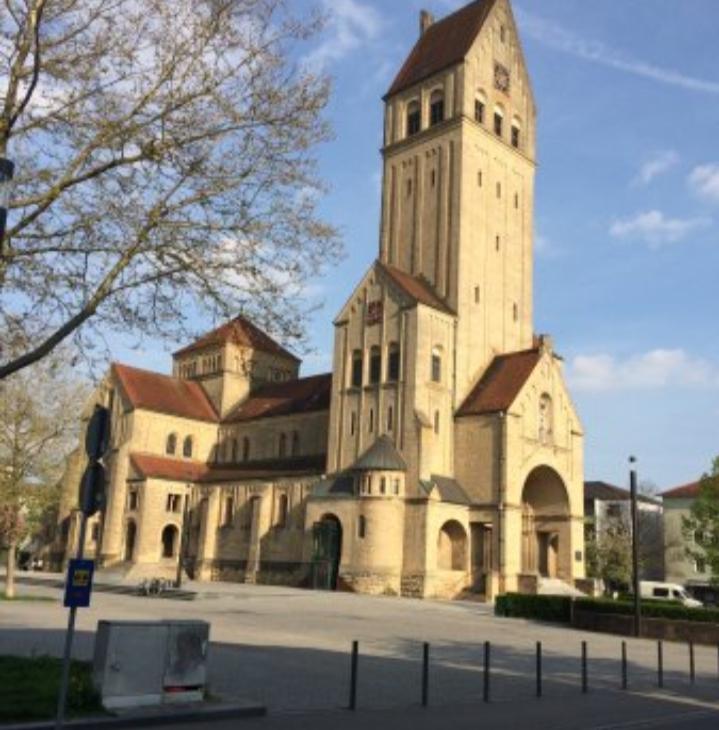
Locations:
115;0;719;490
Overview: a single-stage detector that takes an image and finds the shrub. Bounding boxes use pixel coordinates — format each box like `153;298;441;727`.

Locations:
574;598;719;624
495;593;571;623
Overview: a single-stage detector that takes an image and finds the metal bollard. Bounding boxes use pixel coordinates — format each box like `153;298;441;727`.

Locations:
483;641;491;703
581;641;588;693
621;641;628;690
657;640;664;689
422;642;429;707
349;640;358;711
536;641;543;698
689;641;695;684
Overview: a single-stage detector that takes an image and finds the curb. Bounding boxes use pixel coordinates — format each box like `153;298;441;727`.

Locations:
2;703;267;730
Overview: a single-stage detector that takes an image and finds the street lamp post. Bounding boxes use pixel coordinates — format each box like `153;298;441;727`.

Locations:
629;456;641;638
0;157;15;242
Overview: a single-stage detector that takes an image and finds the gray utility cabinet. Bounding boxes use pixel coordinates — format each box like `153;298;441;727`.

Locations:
93;620;210;709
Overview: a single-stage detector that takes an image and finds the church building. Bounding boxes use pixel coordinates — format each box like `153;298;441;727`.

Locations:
58;0;586;600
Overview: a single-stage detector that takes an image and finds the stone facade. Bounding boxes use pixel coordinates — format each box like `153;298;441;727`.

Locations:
59;0;586;600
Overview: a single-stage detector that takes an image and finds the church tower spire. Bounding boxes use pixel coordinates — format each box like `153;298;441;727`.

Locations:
379;0;536;403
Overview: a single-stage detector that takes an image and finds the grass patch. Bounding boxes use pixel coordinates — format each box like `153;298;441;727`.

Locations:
0;655;104;723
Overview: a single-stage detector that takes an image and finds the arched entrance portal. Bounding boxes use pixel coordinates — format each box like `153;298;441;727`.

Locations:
311;514;343;590
124;521;136;562
438;520;468;571
521;467;570;579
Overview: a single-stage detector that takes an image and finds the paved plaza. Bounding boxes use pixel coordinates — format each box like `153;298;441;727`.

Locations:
2;575;719;726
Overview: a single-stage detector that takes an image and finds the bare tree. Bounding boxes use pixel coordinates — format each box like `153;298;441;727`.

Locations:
0;0;340;379
0;351;87;597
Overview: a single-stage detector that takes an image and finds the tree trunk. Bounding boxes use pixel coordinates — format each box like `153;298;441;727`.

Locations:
4;540;16;599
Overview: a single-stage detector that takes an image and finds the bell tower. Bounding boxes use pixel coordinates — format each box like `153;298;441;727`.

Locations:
379;0;537;403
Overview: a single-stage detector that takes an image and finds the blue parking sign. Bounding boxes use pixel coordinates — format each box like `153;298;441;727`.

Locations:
64;559;95;608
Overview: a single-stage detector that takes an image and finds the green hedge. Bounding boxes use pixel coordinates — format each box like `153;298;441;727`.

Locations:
494;593;571;623
495;593;719;626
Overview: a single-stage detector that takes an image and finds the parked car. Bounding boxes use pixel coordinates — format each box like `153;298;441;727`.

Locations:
640;581;703;608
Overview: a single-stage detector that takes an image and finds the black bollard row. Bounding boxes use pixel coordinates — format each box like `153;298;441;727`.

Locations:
536;641;542;698
483;641;491;703
621;641;628;690
349;640;358;711
581;641;588;693
422;642;429;707
657;640;664;689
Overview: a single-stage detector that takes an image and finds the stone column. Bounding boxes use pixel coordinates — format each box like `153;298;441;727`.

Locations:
196;489;220;581
245;491;272;583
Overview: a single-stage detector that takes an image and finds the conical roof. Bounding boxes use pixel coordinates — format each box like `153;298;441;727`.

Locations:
351;436;406;472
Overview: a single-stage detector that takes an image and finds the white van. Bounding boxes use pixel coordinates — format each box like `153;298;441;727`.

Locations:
640;581;703;608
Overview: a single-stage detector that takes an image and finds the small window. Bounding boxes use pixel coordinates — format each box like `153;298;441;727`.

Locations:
358;515;367;539
369;346;381;384
161;525;178;558
406;178;413;196
182;436;193;458
231;438;239;463
166;433;177;456
513;303;518;322
350;412;357;436
387;406;394;432
496;235;500;251
500;25;506;43
291;431;300;457
407;101;421;136
475;99;485;124
369;408;375;433
278;433;287;458
242;437;250;462
474;286;480;304
223;497;234;527
511;125;520;149
351;350;363;388
653;588;669;598
387;343;400;382
434;410;440;434
380;477;387;495
393;479;400;495
277;494;289;528
478;170;483;187
166;494;182;513
430;91;444;126
494;112;503;137
431;169;436;187
496;182;502;198
431;348;442;383
364;475;372;495
695;557;706;574
128;490;139;511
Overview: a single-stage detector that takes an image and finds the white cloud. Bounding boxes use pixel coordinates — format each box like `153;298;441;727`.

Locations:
304;0;382;70
634;151;680;186
534;233;560;258
609;210;711;247
515;8;719;95
568;350;719;392
689;164;719;203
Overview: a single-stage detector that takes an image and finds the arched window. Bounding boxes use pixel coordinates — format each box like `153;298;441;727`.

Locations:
430;90;445;126
231;438;239;463
475;91;487;124
124;521;137;561
277;494;289;528
161;525;179;559
291;431;300;457
387;342;400;382
380;477;387;495
223;496;234;527
393;478;400;496
166;433;177;456
369;346;381;384
182;436;193;458
387;406;394;432
358;515;367;539
407;100;421;136
494;106;504;137
351;350;363;388
511;118;521;148
431;346;442;383
242;437;250;461
539;394;553;444
278;433;287;458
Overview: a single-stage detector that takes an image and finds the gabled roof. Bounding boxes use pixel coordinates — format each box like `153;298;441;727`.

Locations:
585;481;661;506
351;435;407;472
420;475;471;505
130;452;326;484
662;481;701;499
457;348;541;417
224;373;331;423
378;262;454;315
112;363;218;422
174;315;300;362
386;0;496;98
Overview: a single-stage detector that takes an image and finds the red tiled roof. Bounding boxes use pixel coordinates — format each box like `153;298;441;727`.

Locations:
457;348;541;417
174;315;300;362
661;481;701;499
129;452;326;483
224;373;332;423
386;0;496;98
113;363;218;422
378;262;454;314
